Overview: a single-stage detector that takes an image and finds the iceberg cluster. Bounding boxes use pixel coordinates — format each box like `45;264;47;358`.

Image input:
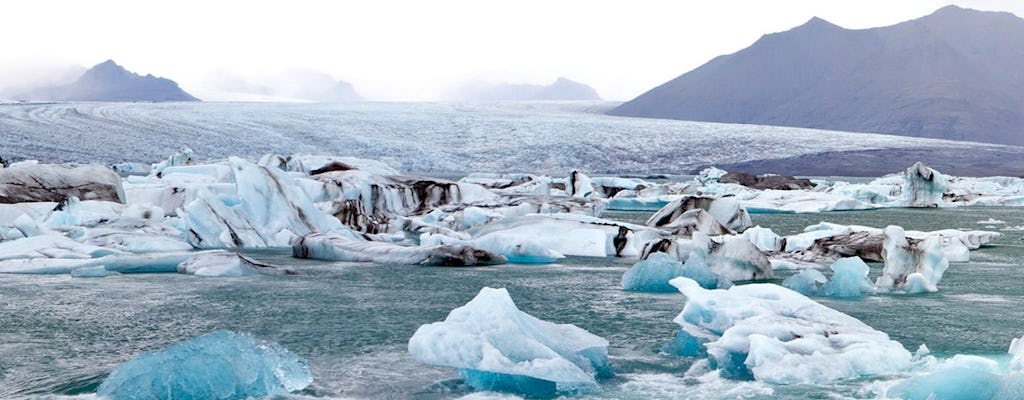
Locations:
96;330;311;400
408;287;612;396
667;277;913;384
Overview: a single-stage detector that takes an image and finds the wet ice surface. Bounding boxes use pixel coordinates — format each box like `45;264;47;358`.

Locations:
0;101;1010;175
2;207;1024;399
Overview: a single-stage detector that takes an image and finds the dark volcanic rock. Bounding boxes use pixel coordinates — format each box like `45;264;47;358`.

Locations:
719;172;815;190
20;60;199;102
610;6;1024;145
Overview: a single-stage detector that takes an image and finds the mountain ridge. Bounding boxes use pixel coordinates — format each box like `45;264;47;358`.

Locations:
609;6;1024;145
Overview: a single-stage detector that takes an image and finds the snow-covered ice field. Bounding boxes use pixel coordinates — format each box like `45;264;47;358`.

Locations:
1;101;1017;175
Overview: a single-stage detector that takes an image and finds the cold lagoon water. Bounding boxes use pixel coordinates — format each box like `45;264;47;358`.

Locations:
3;206;1024;400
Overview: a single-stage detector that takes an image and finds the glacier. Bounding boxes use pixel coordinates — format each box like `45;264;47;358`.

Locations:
408;287;612;396
96;330;311;400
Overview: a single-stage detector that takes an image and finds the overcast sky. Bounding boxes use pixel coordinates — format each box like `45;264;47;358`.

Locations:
2;0;1022;101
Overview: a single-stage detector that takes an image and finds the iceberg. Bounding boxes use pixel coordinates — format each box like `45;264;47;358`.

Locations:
901;161;946;207
421;232;565;264
258;153;401;176
293;232;506;266
647;196;752;233
781;269;826;296
668;277;912;384
467;214;662;258
183;157;346;248
567;170;597;198
887;355;1005;400
876;226;949;293
0;162;125;204
70;265;116;278
819;257;875;298
96;330;311;400
408;287;611;396
316;169;497;233
621;251;718;292
177;250;294;276
707;237;773;281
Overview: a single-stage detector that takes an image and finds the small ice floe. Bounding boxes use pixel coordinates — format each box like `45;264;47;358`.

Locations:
408;287;612;397
977;218;1006;225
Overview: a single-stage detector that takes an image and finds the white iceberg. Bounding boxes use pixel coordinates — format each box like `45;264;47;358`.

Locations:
668;277;912;384
408;287;612;396
876;226;949;293
183;157;346;248
97;330;311;400
177;250;294;277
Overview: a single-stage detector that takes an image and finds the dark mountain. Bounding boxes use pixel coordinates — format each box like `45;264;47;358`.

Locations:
609;6;1024;145
451;77;601;101
20;60;199;102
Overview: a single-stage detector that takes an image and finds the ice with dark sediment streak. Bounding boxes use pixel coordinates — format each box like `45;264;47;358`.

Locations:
408;287;612;397
96;330;311;400
667;277;912;384
293;232;507;266
176;250;294;276
876;225;949;293
183;157;346;249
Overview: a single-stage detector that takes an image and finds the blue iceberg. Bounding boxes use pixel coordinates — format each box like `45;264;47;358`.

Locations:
97;330;311;400
408;287;612;397
781;269;826;296
621;251;718;292
820;257;876;298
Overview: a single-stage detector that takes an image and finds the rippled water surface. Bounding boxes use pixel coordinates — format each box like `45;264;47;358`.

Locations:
3;207;1024;399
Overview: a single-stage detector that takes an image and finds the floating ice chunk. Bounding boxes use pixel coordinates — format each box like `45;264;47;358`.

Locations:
0;250;197;275
468;214;662;258
781;269;826;296
820;257;875;298
708;237;773;281
177;250;293;277
150;147;195;176
0;234;121;261
887;355;1003;400
742;226;784;253
978;218;1007;225
743;190;876;214
876;226;949;293
294;232;506;266
422;233;564;264
97;330;311;400
648;196;752;233
622;252;718;292
83;231;193;254
668;277;912;384
902;162;947;208
0;162;125;204
696;167;728;184
70;265;115;278
567;170;597;198
408;287;611;396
